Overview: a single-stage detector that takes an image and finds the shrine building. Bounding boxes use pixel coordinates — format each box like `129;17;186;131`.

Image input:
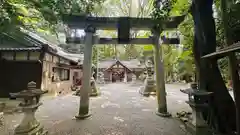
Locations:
0;29;83;97
98;59;145;82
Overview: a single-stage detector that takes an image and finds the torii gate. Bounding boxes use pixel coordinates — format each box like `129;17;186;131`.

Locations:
62;14;185;119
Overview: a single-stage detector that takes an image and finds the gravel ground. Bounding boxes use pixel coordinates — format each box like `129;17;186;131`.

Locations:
0;83;191;135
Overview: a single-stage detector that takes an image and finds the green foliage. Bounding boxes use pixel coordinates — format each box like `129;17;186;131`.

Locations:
162;45;181;81
228;2;240;43
92;0;155;61
150;0;195;81
169;0;189;16
177;13;195;77
215;0;240;81
2;0;238;84
0;0;104;34
151;0;177;30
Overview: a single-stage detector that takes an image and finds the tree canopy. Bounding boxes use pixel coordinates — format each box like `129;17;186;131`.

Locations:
0;0;104;33
1;0;240;83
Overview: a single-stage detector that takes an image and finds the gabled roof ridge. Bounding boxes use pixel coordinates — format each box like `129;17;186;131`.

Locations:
104;60;132;72
0;32;40;48
1;29;84;63
20;28;56;47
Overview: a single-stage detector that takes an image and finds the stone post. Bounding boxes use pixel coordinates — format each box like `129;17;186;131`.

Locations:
10;81;48;135
153;31;171;117
76;25;95;119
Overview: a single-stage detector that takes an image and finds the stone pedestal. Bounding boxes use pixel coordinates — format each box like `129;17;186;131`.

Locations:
14;104;47;135
139;71;156;96
131;74;136;84
74;76;100;97
10;81;48;135
90;77;100;97
97;72;105;84
186;102;208;127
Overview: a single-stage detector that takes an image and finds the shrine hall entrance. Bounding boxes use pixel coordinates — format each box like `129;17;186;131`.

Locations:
103;60;133;83
112;72;124;82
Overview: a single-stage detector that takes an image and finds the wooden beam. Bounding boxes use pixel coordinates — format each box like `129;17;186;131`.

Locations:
66;37;153;44
96;38;153;45
202;42;240;59
66;37;180;45
62;14;186;30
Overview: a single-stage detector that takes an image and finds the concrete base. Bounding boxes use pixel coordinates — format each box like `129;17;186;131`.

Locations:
177;113;213;135
73;90;100;97
14;124;48;135
90;91;100;97
75;113;92;120
181;121;212;135
139;76;156;97
139;86;156;97
156;111;171;117
90;86;100;97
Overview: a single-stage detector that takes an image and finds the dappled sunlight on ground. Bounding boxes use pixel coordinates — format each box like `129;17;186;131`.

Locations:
101;101;121;108
1;83;191;135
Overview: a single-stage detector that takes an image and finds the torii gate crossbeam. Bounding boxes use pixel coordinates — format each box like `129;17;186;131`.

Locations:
62;15;185;30
62;14;185;119
66;37;180;45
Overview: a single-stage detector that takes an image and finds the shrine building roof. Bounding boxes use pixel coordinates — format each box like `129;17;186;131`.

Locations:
0;29;83;64
99;59;145;69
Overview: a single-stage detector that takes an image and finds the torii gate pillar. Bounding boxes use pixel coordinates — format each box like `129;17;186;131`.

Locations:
153;31;171;117
75;25;95;119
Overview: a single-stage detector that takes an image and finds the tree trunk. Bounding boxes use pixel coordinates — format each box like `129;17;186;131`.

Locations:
191;0;236;133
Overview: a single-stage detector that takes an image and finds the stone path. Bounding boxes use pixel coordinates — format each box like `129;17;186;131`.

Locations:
1;83;191;135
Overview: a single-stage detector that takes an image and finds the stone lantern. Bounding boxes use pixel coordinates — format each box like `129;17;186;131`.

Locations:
139;60;156;96
180;82;213;135
10;81;48;135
